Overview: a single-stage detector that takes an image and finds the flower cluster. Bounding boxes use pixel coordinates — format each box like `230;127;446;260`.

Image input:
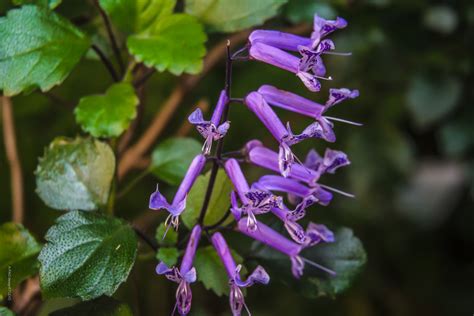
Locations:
149;14;359;316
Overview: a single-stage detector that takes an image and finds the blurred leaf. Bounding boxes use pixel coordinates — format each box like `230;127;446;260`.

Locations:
35;137;115;211
185;0;287;32
284;0;336;23
424;5;458;35
39;211;138;300
0;5;90;96
74;83;139;138
12;0;62;9
0;307;15;316
50;296;133;316
181;169;233;229
439;108;474;157
155;222;178;246
99;0;176;33
0;223;42;298
156;247;180;266
150;137;202;185
127;14;206;75
406;74;462;128
255;227;366;298
194;246;245;296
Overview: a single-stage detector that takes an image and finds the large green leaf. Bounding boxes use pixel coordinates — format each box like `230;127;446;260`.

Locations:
185;0;287;32
127;13;207;75
50;296;133;316
99;0;176;33
255;227;367;298
194;245;245;296
181;169;233;229
284;0;336;23
39;211;138;300
74;83;139;138
0;5;90;96
0;307;15;316
150;137;202;185
35;137;115;211
0;223;42;298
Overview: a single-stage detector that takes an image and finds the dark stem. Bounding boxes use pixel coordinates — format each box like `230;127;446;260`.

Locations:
93;0;125;75
133;68;156;88
197;41;233;225
91;44;119;82
133;227;158;251
229;97;243;103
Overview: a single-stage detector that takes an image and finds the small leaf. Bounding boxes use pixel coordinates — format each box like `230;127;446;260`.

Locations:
99;0;176;33
50;296;133;316
155;222;178;246
127;13;207;75
185;0;287;33
156;247;180;267
35;137;115;211
39;211;138;300
150;137;203;185
0;223;42;298
75;83;139;138
181;169;233;229
0;307;15;316
194;246;245;296
406;74;462;128
0;5;91;96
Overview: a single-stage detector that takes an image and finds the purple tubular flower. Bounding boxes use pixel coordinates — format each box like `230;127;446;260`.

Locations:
304;148;350;175
246;144;320;186
224;158;283;231
188;90;230;155
149;154;206;230
237;219;335;278
211;232;269;316
245;92;326;177
258;85;359;142
156;225;202;315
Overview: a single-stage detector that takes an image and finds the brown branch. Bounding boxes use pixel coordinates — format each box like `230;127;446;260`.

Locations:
117;23;311;180
176;98;209;137
2;96;24;223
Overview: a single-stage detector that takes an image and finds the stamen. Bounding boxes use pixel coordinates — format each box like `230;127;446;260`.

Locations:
315;75;333;81
302;257;336;276
324;116;363;126
319;184;355;198
323;51;352;56
292;152;312;175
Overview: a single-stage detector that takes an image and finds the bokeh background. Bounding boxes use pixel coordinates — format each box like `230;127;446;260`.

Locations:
1;0;473;315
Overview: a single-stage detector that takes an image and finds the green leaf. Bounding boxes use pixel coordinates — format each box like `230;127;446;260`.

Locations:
127;13;207;75
255;227;367;298
194;246;245;296
99;0;176;33
39;211;138;300
155;222;178;246
35;137;115;211
156;247;180;267
74;83;139;138
0;223;42;298
406;74;462;128
150;137;202;185
181;169;233;229
50;296;133;316
0;5;91;96
12;0;62;9
185;0;288;33
284;0;336;23
0;307;15;316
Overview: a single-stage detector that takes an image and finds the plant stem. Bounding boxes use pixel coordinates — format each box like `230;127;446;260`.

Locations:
91;44;119;82
93;0;125;74
197;42;233;225
133;227;158;251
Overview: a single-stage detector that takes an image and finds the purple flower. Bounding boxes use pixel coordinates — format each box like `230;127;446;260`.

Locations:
211;232;269;316
188;90;230;155
156;225;202;315
149;154;206;231
224;158;283;231
248;15;348;92
304;148;351;175
237;218;335;278
245;92;326;177
258;85;360;142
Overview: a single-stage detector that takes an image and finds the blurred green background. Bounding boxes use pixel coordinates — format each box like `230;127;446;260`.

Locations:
1;0;473;315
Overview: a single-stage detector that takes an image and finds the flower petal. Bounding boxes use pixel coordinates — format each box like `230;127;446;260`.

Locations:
234;265;270;287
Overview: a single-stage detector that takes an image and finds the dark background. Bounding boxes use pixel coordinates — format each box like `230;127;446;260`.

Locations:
1;0;473;315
